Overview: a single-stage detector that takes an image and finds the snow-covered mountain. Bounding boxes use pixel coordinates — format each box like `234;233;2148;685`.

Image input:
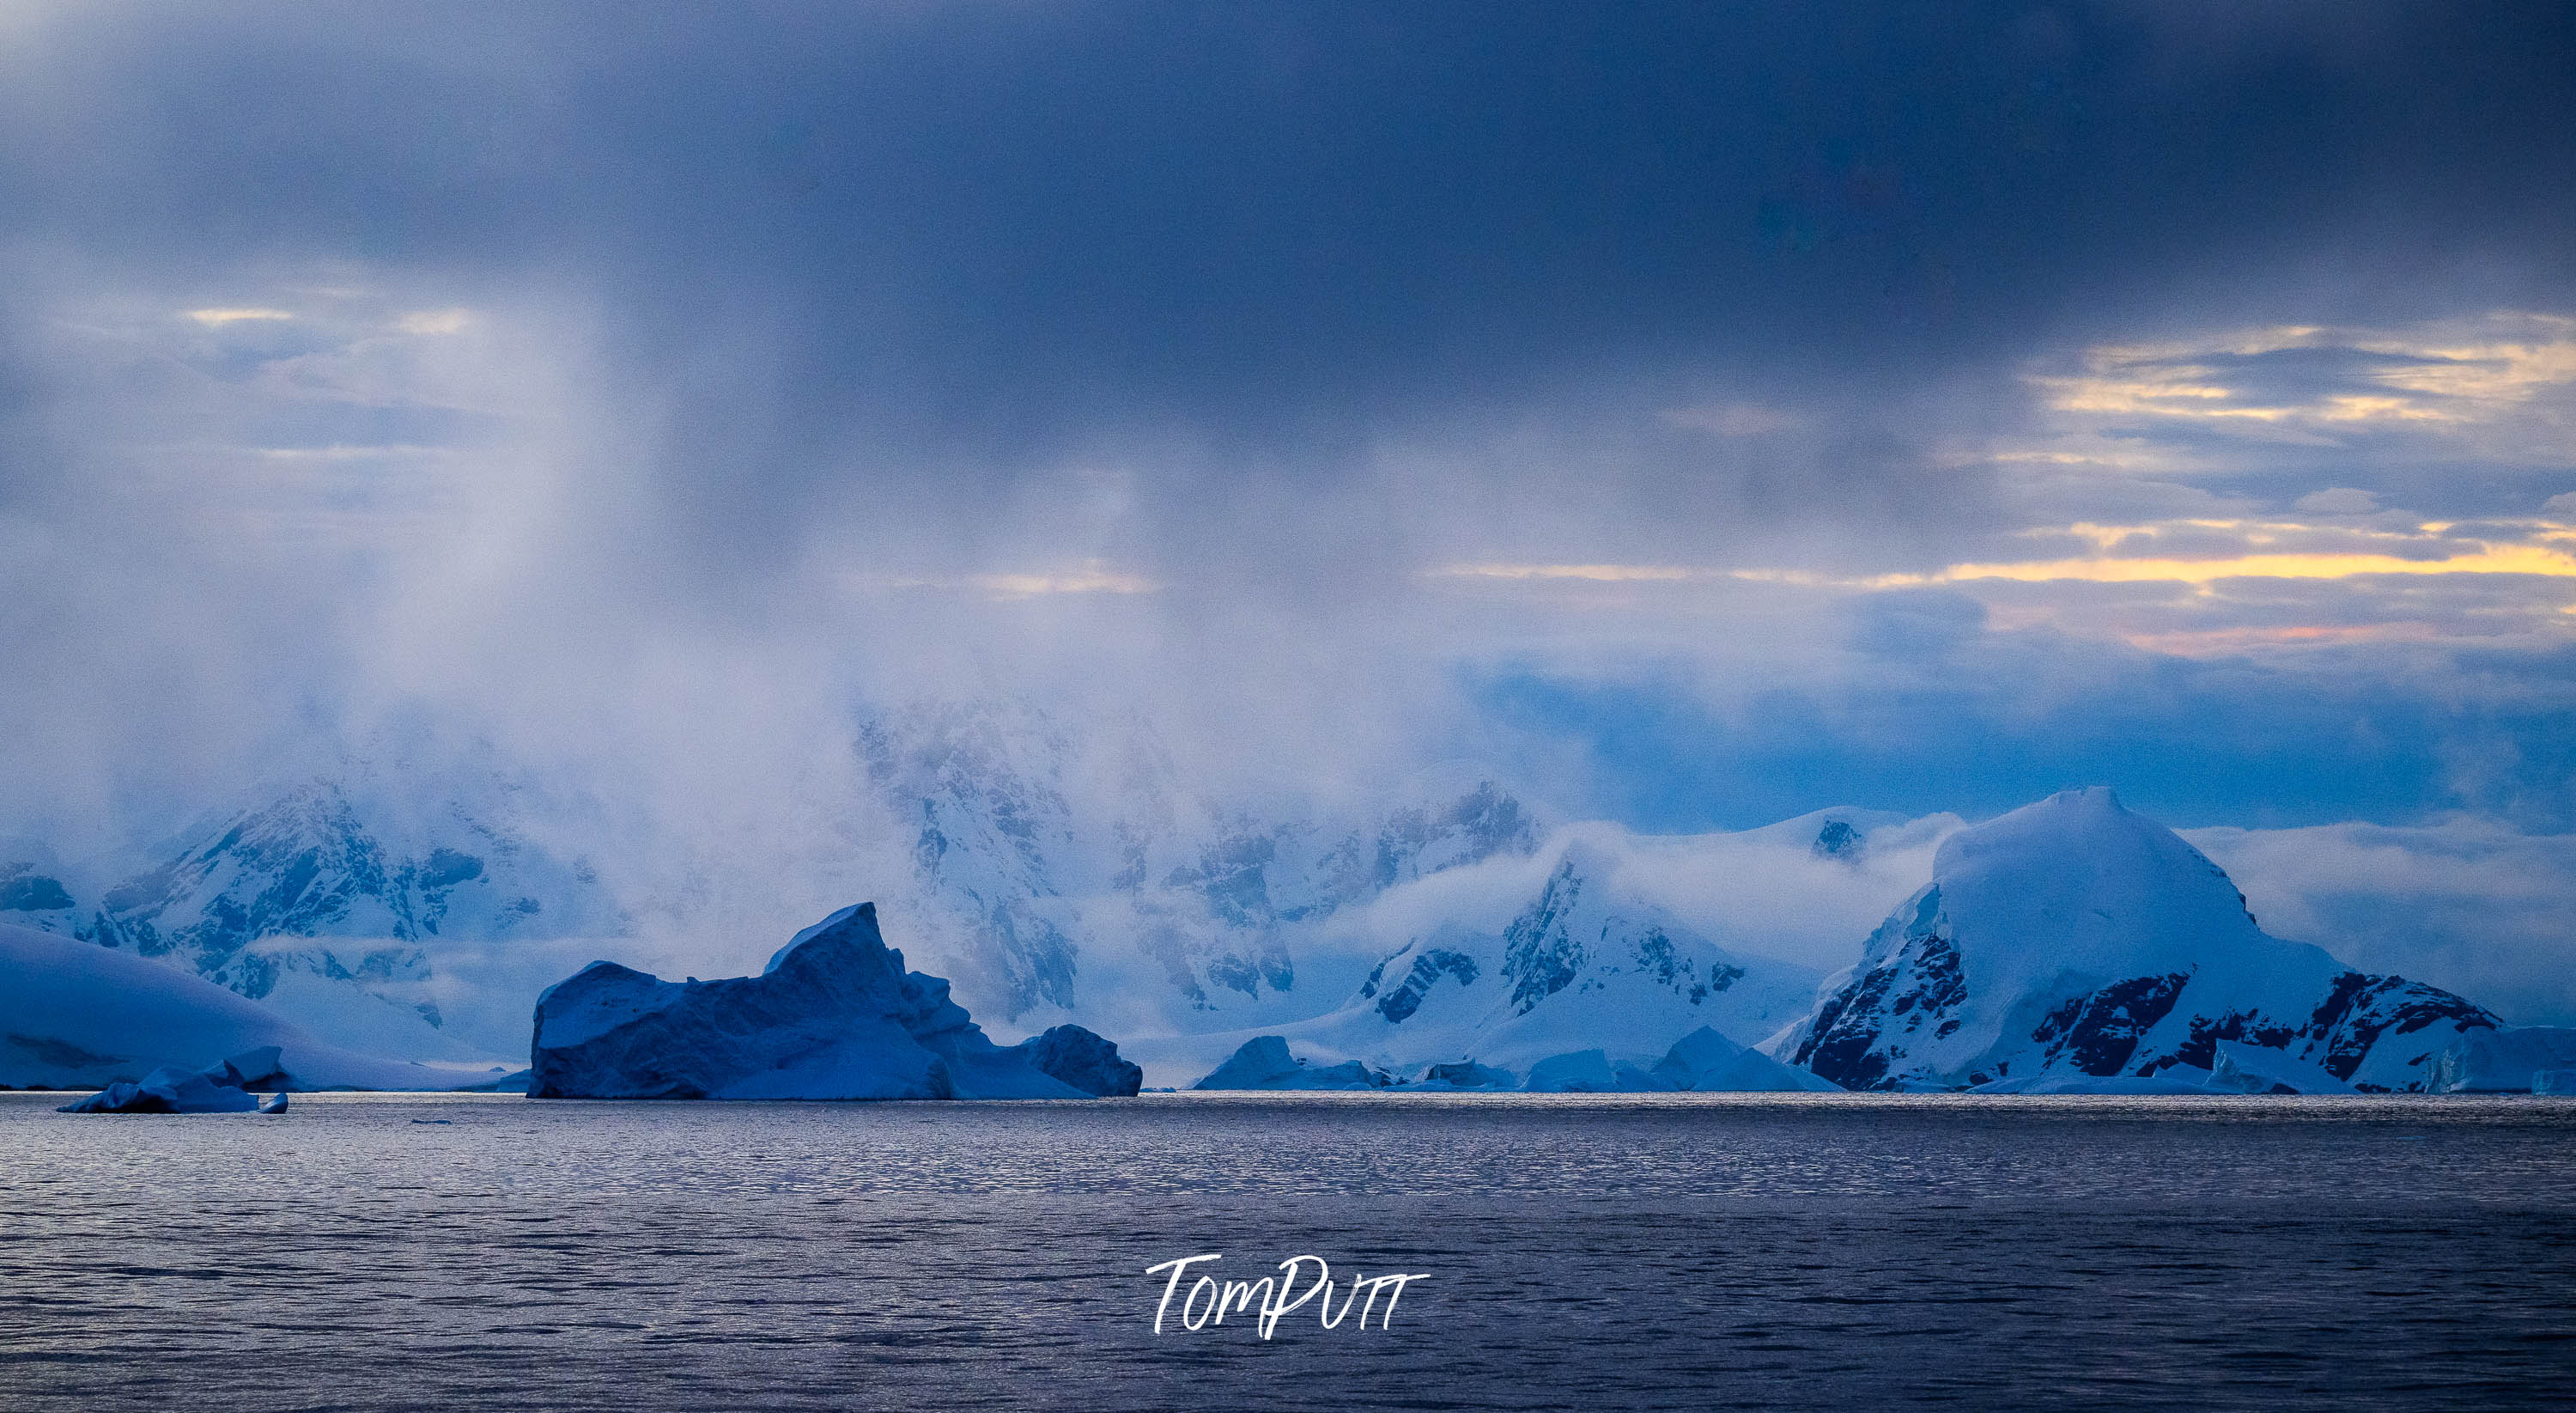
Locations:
1772;789;2505;1093
855;699;1543;1030
1267;826;1825;1075
0;921;515;1091
12;695;2543;1099
4;704;1550;1068
1078;817;1935;1086
9;765;622;1063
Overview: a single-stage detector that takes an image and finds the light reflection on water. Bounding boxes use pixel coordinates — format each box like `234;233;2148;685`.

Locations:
3;1092;2572;1411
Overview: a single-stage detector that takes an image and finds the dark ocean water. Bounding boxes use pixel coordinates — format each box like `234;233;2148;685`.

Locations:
2;1092;2572;1412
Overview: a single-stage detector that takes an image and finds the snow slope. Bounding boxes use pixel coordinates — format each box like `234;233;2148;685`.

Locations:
1175;825;1829;1083
13;760;623;1063
0;922;516;1090
1774;789;2505;1092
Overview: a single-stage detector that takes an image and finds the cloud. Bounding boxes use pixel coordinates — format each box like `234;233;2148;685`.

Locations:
845;563;1162;600
1428;563;1699;583
2030;316;2576;433
2188;819;2576;1027
185;307;293;326
395;308;472;335
1937;539;2576;585
1662;403;1803;437
2294;487;2379;515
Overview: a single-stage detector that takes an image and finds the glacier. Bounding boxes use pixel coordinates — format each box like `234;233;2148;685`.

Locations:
2;707;1945;1090
1774;789;2507;1093
527;904;1142;1099
2207;1038;2355;1095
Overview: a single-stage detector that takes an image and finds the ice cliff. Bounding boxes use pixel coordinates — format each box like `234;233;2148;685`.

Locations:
2423;1026;2576;1093
526;903;1141;1099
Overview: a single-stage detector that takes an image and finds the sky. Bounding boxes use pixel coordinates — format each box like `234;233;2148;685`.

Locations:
4;3;2576;1012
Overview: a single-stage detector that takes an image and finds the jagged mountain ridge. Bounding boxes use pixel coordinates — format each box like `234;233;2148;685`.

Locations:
9;771;623;1061
857;700;1542;1022
1234;826;1827;1079
1774;789;2502;1093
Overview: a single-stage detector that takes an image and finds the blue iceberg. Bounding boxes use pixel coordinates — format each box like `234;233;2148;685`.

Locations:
528;904;1140;1100
1189;1036;1394;1091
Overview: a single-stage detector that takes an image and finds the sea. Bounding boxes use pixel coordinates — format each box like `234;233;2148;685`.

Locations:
3;1091;2572;1412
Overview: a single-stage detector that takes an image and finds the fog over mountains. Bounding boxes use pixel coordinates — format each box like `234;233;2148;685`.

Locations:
4;702;2563;1090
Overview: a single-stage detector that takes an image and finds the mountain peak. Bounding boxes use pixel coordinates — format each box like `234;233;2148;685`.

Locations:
1926;786;2259;978
1790;788;2495;1092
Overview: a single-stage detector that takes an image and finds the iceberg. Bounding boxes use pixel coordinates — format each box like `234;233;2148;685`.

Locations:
2423;1026;2576;1093
2207;1039;2355;1095
57;1064;260;1114
1971;1068;2217;1095
2535;1069;2576;1096
1650;1026;1844;1093
1017;1024;1145;1098
526;903;1140;1100
1413;1060;1518;1090
1189;1036;1394;1091
53;1046;307;1114
1523;1049;1672;1093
